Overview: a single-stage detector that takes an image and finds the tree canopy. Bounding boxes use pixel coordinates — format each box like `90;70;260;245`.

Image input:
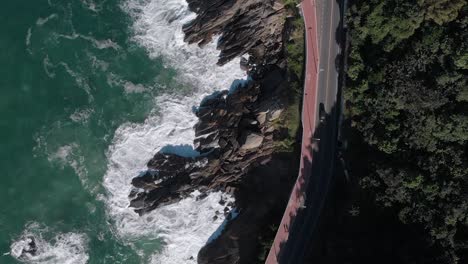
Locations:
345;0;468;262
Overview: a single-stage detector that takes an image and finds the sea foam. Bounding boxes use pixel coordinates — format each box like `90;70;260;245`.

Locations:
10;222;89;264
48;143;91;192
102;0;245;263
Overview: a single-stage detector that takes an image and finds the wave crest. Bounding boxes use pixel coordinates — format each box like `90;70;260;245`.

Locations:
102;0;246;262
10;222;89;264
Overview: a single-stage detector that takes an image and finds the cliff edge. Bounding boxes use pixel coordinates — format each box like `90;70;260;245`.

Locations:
129;0;301;263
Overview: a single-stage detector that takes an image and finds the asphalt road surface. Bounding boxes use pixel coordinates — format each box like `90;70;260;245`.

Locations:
266;0;343;262
286;0;343;261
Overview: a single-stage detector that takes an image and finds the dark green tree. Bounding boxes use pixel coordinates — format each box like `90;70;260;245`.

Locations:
345;0;468;262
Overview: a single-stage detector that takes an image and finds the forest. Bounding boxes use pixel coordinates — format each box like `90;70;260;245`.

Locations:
344;0;468;262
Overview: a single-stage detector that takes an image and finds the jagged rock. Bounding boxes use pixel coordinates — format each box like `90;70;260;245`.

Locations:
11;236;38;260
240;56;249;71
22;237;37;256
128;66;288;214
127;0;295;262
269;109;283;121
239;132;264;150
256;111;268;125
183;0;287;67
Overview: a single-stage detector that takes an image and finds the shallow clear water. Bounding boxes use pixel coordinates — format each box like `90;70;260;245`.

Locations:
0;0;245;263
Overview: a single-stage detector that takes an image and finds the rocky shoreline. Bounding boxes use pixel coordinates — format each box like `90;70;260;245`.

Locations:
129;0;301;262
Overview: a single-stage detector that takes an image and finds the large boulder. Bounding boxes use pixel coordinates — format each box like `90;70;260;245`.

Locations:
239;132;264;150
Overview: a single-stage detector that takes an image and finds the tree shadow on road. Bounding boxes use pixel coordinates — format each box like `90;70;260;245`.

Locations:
271;0;348;260
273;101;341;264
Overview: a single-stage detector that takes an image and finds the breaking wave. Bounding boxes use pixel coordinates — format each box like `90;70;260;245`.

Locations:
10;222;89;264
102;0;246;262
122;0;244;90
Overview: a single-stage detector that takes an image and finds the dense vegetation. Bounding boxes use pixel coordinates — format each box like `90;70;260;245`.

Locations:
345;0;467;262
275;13;304;152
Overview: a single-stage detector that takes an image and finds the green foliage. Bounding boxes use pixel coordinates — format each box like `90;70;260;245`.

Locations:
255;224;278;263
282;0;300;9
275;16;304;152
454;47;468;69
286;17;305;79
349;0;467;52
346;0;468;262
421;0;466;25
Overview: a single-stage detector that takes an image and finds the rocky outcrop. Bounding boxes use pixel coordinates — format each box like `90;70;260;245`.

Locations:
129;0;293;215
130;67;289;215
183;0;288;67
11;236;38;260
239;132;264;150
129;0;299;262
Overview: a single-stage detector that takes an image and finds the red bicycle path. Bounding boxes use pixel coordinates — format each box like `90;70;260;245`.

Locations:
265;0;319;263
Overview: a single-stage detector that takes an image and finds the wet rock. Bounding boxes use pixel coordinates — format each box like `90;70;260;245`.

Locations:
219;198;226;206
128;70;287;215
183;0;287;67
127;0;295;262
23;237;37;256
240;56;249;71
11;236;38;259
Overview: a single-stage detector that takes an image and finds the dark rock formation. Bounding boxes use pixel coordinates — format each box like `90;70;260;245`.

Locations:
130;67;289;215
197;155;296;264
183;0;288;67
23;237;37;256
129;0;299;262
12;236;38;260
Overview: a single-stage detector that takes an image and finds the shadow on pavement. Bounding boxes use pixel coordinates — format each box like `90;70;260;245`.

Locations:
276;101;340;264
272;0;347;261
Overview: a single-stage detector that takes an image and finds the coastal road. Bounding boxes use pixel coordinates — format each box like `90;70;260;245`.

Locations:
265;0;342;263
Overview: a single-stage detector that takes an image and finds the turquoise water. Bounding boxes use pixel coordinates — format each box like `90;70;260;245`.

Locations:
0;0;181;262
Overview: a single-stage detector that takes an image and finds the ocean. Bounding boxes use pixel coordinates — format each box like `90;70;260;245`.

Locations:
0;0;245;263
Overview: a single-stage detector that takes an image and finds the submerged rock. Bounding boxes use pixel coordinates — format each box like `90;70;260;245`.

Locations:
10;236;38;259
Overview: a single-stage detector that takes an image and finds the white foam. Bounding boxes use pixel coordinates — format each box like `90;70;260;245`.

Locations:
102;0;246;262
123;82;147;94
88;38;120;50
56;33;121;50
10;222;89;264
26;27;32;47
86;52;109;71
36;14;58;26
80;0;102;12
122;0;245;90
25;27;34;55
148;191;233;264
48;143;90;192
70;108;94;124
42;55;56;78
59;62;94;102
102;94;223;237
